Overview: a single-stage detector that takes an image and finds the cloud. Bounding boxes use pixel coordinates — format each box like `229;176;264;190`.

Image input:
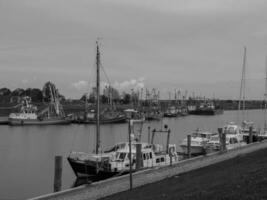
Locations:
113;77;145;91
72;80;88;91
22;79;29;84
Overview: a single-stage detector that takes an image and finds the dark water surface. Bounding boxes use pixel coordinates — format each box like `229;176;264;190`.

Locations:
0;110;265;199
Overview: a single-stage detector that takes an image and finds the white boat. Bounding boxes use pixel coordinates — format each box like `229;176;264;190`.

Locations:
180;130;216;155
8;94;70;125
106;143;179;174
208;122;246;151
207;134;247;151
68;142;152;177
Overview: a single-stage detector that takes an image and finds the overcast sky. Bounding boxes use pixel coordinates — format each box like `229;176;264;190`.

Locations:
1;0;267;99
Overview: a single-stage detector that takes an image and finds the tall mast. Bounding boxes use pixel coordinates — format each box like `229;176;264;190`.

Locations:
238;46;246;120
264;56;267;131
96;41;100;154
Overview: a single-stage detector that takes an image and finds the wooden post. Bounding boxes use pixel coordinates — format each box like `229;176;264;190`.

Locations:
128;120;133;190
218;128;223;152
151;129;156;144
54;156;62;192
187;135;191;158
222;132;226;151
148;126;151;143
249;126;253;144
136;143;143;170
166;129;170;154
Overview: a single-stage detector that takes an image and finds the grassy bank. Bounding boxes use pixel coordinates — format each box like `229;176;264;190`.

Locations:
102;147;267;200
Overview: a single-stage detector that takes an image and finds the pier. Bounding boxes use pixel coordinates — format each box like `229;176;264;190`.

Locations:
30;140;267;200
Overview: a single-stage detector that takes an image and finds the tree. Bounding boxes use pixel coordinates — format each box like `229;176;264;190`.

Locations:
0;88;11;96
11;88;25;96
123;93;131;104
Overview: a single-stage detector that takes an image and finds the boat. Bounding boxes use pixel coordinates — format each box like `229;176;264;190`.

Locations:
207;122;246;151
8;90;71;126
124;109;145;120
103;142;179;175
0;116;8;125
68;41;179;179
68;41;127;179
74;108;127;124
180;129;216;155
188;101;220;115
237;47;256;134
142;89;163;121
258;56;267;139
164;106;179;117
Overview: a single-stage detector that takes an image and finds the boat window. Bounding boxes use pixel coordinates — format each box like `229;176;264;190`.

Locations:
143;154;146;160
230;137;238;144
149;152;152;159
161;157;165;162
156;158;160;163
226;127;236;134
118;153;126;160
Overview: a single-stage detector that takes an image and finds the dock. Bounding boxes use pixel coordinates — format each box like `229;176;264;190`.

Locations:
30;140;267;200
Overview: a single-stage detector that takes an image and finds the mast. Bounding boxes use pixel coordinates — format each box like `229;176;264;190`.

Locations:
264;56;267;131
96;41;100;154
238;46;246;121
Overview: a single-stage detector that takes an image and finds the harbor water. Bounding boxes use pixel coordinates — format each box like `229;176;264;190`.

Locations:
0;109;266;199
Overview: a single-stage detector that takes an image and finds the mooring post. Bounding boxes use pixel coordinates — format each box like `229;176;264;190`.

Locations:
148;126;151;143
218;128;224;152
222;132;226;151
128;120;133;190
166;129;170;154
187;134;191;158
54;155;62;192
249;126;253;144
136;143;143;170
151;129;156;144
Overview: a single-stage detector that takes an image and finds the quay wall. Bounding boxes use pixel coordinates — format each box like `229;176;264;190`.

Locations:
30;140;267;200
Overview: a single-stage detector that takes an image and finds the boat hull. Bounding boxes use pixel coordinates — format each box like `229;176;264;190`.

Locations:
8;118;71;125
189;109;223;115
67;157;118;180
0;116;8;125
180;145;206;155
73;116;127;124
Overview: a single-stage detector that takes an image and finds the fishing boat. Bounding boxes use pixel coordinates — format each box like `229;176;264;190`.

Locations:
188;101;218;115
180;129;216;155
8;86;71;126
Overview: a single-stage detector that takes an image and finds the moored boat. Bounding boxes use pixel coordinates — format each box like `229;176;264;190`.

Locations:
8;83;71;126
180;129;216;155
208;122;246;151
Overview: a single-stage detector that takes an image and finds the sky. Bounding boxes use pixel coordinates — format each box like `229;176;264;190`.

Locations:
1;0;267;99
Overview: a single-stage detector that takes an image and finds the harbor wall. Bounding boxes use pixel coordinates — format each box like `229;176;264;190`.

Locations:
30;140;267;200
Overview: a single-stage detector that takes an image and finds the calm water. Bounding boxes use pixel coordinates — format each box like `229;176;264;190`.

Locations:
0;109;266;199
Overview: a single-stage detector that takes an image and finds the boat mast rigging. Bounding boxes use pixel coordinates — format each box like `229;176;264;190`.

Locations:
238;46;246;122
264;56;267;131
96;41;100;154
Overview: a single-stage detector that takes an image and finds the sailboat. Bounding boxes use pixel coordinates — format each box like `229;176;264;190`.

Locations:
259;56;267;138
68;42;143;178
68;42;179;179
237;47;256;135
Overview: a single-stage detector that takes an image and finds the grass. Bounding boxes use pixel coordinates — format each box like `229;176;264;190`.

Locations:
101;147;267;200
